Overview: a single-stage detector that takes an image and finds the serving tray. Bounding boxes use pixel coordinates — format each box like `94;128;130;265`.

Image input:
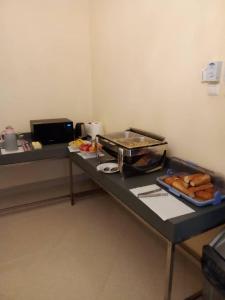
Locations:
157;175;225;207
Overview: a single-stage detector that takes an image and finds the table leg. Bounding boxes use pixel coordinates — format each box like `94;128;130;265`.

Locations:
164;241;175;300
69;157;74;205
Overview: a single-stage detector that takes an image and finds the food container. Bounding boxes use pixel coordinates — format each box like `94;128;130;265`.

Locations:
156;157;225;207
96;128;167;177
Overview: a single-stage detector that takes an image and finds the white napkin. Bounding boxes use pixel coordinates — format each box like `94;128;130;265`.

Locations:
130;184;195;221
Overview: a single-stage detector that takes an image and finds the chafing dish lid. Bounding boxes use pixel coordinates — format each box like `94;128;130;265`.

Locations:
99;130;164;149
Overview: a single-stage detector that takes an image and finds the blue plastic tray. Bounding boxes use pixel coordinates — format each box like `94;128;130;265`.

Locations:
157;175;225;207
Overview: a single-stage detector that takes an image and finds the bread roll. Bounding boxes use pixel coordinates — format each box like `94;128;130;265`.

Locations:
195;190;214;201
133;154;151;167
189;183;213;193
184;173;203;184
204;187;214;193
190;174;211;187
179;176;189;188
172;179;195;197
164;176;179;186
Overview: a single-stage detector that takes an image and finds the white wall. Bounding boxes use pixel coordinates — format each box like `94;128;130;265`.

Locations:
0;0;93;132
90;0;225;175
1;1;225;189
0;0;92;187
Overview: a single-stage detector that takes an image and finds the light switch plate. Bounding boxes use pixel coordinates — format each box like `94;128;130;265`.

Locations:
208;83;220;96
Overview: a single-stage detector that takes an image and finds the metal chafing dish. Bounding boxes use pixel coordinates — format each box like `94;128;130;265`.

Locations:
96;128;167;176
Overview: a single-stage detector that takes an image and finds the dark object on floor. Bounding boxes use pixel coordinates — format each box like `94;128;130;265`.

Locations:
201;229;225;299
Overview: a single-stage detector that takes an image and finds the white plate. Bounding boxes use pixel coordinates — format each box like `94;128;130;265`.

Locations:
68;146;80;153
96;163;119;174
80;150;97;154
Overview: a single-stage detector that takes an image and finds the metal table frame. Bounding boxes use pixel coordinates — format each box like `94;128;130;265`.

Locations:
69;153;225;300
2;142;225;300
0;141;71;213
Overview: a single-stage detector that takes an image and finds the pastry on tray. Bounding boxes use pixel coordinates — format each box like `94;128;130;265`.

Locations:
163;173;214;201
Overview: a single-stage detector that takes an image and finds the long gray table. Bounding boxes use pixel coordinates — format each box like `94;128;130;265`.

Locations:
0;142;68;165
0;139;70;212
70;152;225;300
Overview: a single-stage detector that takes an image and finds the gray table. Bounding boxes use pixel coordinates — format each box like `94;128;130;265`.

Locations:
69;152;225;300
0;137;70;212
0;142;68;166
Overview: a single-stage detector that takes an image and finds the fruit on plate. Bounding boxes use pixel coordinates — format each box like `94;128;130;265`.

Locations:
80;143;91;152
79;142;102;153
69;139;88;148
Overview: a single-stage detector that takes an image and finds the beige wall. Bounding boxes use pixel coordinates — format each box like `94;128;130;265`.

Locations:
90;0;225;175
1;1;225;188
0;0;93;132
0;0;92;187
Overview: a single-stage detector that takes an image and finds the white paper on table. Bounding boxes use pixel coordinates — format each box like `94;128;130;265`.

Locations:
130;184;195;221
1;147;24;155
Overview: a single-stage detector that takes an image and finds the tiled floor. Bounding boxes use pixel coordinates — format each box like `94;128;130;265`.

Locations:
0;191;202;300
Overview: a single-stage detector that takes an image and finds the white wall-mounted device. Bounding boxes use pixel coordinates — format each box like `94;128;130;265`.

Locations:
202;61;223;82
